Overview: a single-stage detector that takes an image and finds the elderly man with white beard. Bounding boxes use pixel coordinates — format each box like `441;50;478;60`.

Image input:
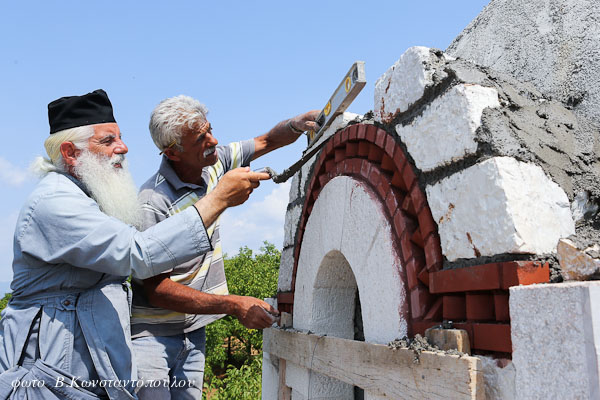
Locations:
0;89;273;399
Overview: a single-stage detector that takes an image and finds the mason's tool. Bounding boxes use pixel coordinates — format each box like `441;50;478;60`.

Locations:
270;62;366;184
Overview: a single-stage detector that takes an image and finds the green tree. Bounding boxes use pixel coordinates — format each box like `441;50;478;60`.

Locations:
204;242;280;399
0;293;11;313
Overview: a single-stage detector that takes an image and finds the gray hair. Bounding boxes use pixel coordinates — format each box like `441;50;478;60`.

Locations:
30;125;94;176
149;95;209;152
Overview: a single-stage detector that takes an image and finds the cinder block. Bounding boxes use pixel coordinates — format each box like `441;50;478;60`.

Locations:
396;84;500;172
278;247;295;292
374;46;442;123
426;157;575;261
510;282;600;399
283;205;303;248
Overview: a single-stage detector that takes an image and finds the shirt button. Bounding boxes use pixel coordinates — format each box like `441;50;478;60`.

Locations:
63;300;71;306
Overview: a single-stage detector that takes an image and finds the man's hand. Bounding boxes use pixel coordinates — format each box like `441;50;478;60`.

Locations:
288;110;321;133
252;110;322;160
194;167;270;227
230;295;280;329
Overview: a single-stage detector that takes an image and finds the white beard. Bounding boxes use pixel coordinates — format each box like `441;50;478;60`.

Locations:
74;150;142;229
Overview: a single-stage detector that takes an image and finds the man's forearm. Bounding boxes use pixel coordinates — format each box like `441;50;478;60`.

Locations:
252;119;302;160
147;275;239;315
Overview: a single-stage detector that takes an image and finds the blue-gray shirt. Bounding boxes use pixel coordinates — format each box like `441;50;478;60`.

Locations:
0;172;212;399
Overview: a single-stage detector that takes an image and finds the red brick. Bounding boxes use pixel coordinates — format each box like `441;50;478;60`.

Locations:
334;132;342;148
401;195;417;217
348;125;358;141
341;128;349;144
501;261;550;289
334;148;345;163
318;173;329;188
411;321;438;337
366;125;376;143
357;124;367;140
375;128;386;148
384;135;396;158
358;141;370;157
391;170;409;192
403;163;417;190
359;160;371;180
417;207;437;240
346;142;358;158
381;154;395;172
472;323;512;353
305;203;313;215
410;184;427;214
335;162;345;176
443;295;466;320
325;138;334;154
424;297;443;321
466;292;495;321
417;267;429;286
411;284;433;319
401;235;424;264
411;228;424;248
424;234;443;271
325;158;335;173
311;187;321;202
430;263;501;294
393;148;407;173
453;323;474;340
277;292;294;305
369;168;382;190
367;146;384;163
494;292;510;322
393;210;416;239
376;173;391;201
347;158;361;175
385;188;401;217
405;258;420;291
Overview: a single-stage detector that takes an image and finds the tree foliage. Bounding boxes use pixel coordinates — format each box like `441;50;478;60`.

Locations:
204;242;280;399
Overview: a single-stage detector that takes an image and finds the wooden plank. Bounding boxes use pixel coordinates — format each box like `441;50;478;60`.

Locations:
278;358;291;400
264;328;484;400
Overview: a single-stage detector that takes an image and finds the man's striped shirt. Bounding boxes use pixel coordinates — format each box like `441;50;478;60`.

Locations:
131;140;254;338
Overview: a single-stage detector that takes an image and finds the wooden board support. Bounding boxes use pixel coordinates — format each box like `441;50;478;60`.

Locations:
264;328;484;400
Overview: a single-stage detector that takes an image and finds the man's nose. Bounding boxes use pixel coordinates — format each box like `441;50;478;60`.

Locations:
207;132;218;147
114;138;128;154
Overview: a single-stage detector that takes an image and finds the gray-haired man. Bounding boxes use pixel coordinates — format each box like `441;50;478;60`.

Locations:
131;95;319;398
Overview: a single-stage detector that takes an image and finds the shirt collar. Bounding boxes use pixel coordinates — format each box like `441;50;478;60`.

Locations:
158;156;205;191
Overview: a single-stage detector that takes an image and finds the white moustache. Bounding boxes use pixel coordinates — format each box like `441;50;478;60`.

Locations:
203;147;216;157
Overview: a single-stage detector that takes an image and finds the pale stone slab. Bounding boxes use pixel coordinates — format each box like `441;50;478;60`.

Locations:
396;84;500;171
282;204;302;248
261;351;279;400
277;246;294;292
374;46;439;123
426;157;574;261
557;238;600;280
510;282;600;399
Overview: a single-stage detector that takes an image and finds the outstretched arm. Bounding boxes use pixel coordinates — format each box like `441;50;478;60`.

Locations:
143;273;279;329
252;110;321;160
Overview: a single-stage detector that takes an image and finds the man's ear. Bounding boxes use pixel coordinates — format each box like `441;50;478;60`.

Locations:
163;148;181;162
60;142;79;167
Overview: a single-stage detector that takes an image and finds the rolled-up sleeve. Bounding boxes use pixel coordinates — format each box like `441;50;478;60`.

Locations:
18;188;211;279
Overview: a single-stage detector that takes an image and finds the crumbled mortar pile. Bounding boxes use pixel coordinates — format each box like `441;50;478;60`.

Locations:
388;334;465;364
376;47;600;275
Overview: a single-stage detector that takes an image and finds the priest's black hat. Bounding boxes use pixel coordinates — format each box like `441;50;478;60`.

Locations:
48;89;116;134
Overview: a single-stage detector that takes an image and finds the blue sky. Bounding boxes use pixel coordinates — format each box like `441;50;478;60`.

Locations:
0;1;489;289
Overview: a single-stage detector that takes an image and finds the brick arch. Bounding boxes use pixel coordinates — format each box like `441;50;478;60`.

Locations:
289;123;444;334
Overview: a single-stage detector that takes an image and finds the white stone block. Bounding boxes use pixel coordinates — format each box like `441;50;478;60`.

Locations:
426;157;575;261
277;246;294;292
374;46;436;123
396;84;500;171
558;238;600;281
261;351;279;400
510;282;600;399
478;356;515;400
283;204;302;248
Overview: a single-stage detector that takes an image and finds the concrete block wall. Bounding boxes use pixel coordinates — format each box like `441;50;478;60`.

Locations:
265;45;600;399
